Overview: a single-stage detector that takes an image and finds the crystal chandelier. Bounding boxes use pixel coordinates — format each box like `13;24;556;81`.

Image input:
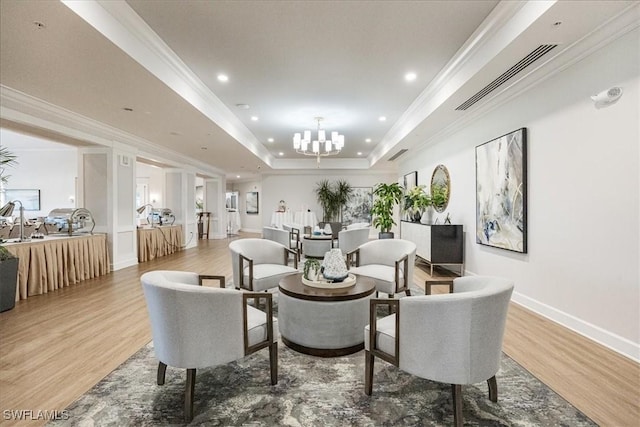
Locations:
293;117;344;165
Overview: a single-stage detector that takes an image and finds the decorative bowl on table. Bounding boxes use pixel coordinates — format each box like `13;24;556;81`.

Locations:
302;273;356;289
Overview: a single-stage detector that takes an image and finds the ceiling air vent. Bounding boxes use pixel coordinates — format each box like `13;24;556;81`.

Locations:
388;149;408;161
455;44;558;111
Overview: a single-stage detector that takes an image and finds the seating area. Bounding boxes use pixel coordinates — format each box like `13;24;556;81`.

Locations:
2;2;637;425
139;231;509;422
139;256;514;423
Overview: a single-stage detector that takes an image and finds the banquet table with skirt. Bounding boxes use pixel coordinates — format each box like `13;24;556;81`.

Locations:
137;225;183;262
3;234;110;301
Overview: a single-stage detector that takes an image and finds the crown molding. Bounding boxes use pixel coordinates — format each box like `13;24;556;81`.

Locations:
61;0;274;168
0;85;225;177
369;0;555;165
406;2;640;158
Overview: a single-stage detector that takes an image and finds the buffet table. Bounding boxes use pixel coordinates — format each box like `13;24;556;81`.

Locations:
3;234;110;301
137;225;183;262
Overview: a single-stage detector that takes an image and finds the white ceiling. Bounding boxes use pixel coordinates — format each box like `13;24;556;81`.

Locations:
1;1;637;182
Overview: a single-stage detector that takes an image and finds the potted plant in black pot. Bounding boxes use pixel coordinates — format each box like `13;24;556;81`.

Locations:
314;179;353;238
371;182;403;239
0;245;18;312
404;185;431;222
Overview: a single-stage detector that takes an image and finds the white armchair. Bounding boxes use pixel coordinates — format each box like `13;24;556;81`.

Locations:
348;239;416;297
364;276;514;427
264;225;301;261
229;238;298;291
338;227;370;263
141;270;278;422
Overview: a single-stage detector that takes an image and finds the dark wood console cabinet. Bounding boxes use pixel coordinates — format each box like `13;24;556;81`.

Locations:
400;221;464;275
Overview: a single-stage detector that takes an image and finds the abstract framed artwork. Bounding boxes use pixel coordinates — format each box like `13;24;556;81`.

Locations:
246;191;259;214
342;187;373;225
476;128;527;253
403;171;417;190
5;189;41;211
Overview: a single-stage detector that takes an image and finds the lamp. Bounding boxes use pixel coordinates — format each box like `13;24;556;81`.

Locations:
0;200;29;242
293;117;344;166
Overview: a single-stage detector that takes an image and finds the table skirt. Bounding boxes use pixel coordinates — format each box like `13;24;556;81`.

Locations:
4;234;110;301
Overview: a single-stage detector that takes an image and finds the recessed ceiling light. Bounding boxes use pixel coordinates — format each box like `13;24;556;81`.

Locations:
236;103;250;109
236;175;240;178
405;72;417;82
217;74;229;82
123;107;133;112
365;138;372;143
267;138;274;143
357;152;363;156
278;152;284;156
378;116;387;122
251;116;259;121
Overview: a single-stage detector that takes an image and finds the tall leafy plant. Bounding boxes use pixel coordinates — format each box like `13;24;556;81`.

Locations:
314;179;353;222
371;182;403;234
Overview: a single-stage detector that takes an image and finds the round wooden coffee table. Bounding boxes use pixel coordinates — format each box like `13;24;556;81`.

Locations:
278;273;376;357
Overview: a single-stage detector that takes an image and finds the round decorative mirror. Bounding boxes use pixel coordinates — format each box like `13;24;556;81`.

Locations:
430;164;450;213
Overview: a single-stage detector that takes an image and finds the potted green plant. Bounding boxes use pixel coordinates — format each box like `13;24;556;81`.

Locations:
314;179;353;222
371;182;403;239
303;258;321;281
404;185;431;222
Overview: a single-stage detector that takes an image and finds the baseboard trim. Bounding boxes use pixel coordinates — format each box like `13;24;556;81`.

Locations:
511;291;640;363
112;257;139;271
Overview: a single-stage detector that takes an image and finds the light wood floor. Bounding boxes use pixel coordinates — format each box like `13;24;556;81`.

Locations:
0;234;638;426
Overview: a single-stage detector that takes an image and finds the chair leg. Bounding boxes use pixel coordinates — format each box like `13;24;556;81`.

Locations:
452;384;463;427
365;350;374;395
185;368;196;423
269;342;278;385
487;375;498;402
157;361;167;385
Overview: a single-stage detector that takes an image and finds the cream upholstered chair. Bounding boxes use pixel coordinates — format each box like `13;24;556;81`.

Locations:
364;276;514;427
140;270;278;422
229;238;298;291
264;225;301;261
338;227;370;264
346;222;370;230
348;239;416;298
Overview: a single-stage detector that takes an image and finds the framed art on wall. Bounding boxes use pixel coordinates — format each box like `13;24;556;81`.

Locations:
475;128;527;253
246;191;259;214
5;189;41;211
403;171;417;190
342;187;373;225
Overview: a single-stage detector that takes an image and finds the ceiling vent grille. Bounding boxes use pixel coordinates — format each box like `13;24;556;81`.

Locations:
388;149;408;161
455;44;558;111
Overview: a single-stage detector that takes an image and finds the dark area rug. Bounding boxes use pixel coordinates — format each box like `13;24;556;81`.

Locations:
49;339;595;426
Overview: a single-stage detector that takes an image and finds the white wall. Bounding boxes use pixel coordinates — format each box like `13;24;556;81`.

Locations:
261;171;397;229
136;162;165;207
1;135;77;218
232;180;263;233
401;29;639;360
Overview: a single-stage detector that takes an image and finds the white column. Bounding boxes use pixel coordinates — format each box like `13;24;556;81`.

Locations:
165;168;197;249
204;175;227;239
77;145;138;271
